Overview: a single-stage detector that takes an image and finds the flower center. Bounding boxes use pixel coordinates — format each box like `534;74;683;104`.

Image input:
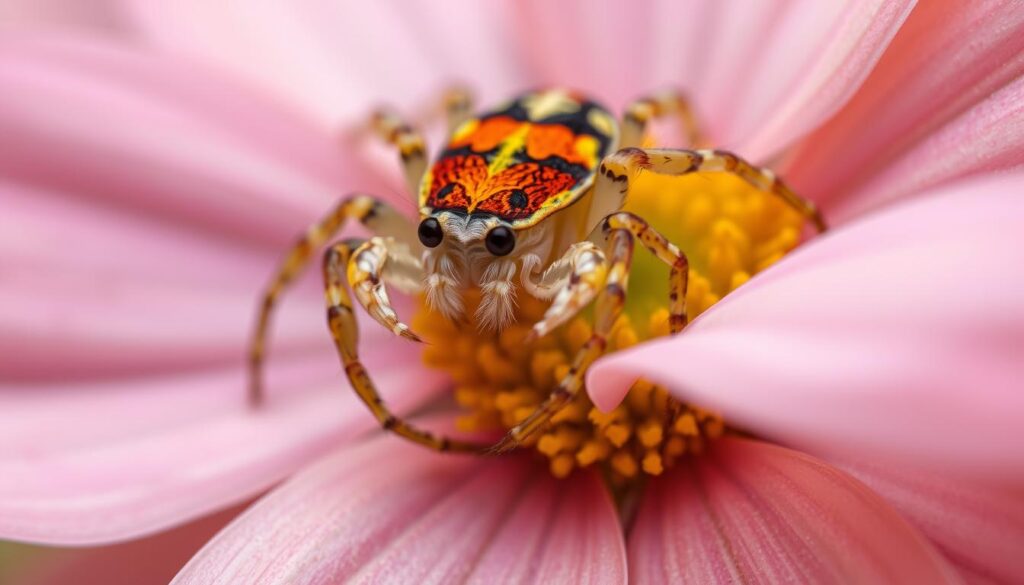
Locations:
413;172;803;481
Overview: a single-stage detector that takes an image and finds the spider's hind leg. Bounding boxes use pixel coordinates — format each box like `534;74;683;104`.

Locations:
371;86;475;197
620;90;703;149
443;86;474;136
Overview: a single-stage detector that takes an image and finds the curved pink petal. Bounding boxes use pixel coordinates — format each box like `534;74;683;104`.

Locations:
833;74;1024;222
125;0;911;162
510;0;657;110
0;181;330;380
629;438;958;584
19;503;244;585
0;35;390;248
123;1;529;130
830;458;1024;584
786;0;1024;217
514;0;912;157
719;0;915;160
589;173;1024;479
516;0;913;154
0;0;125;35
173;433;625;584
0;346;446;545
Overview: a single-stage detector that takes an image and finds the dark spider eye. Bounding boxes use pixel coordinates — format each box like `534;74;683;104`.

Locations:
485;226;515;256
418;217;443;248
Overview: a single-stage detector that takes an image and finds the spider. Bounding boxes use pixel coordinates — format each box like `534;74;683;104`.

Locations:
248;88;826;454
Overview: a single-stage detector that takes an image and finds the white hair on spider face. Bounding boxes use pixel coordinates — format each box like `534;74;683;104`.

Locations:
419;210;554;330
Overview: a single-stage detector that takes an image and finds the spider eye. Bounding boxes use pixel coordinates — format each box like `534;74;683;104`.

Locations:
418;217;444;248
485;226;515;256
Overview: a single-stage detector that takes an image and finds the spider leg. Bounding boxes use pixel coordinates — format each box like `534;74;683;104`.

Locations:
248;194;415;406
443;85;474;136
525;242;608;340
348;237;421;342
594;147;828;233
488;229;633;454
324;240;487;453
620;90;703;149
371;108;428;197
603;212;691;333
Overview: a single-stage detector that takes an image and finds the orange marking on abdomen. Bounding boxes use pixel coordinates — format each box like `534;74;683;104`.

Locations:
449;116;523;152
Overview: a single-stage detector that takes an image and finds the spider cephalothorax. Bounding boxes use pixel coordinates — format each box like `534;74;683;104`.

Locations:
249;88;826;455
415;91;616;330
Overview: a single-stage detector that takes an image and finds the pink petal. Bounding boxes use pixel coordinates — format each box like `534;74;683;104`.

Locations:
18;503;244;585
629;438;958;584
173;434;625;584
510;0;657;110
0;0;125;35
719;0;915;160
125;0;912;162
514;0;911;156
833;74;1024;222
0;347;446;545
123;1;529;129
830;458;1024;584
786;1;1024;218
0;35;389;247
0;177;410;380
589;173;1024;479
0;181;332;380
0;36;416;380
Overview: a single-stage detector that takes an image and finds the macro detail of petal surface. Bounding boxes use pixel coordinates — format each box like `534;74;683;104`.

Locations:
172;431;626;585
628;438;960;584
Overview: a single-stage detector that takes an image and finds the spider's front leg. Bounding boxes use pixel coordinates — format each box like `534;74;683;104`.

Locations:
347;237;423;341
489;229;634;453
592;147;828;233
522;242;608;341
248;194;416;405
324;239;489;453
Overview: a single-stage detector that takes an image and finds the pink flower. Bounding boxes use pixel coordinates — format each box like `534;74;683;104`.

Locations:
2;1;1023;583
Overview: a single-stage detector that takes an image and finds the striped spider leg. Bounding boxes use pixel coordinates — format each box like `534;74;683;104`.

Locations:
620;90;704;149
251;99;490;452
248;194;416;406
322;235;489;452
489;147;827;453
371;86;475;194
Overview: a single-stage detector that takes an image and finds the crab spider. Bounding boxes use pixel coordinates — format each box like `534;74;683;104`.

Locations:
249;89;826;454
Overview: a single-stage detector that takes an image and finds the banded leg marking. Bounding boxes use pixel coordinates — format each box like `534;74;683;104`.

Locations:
248;194;412;406
603;212;690;333
443;86;474;137
489;229;634;453
620;90;703;149
527;242;608;340
349;237;421;342
597;147;828;233
371;109;428;197
324;240;487;453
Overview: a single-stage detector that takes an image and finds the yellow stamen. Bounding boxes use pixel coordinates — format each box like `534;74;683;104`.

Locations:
413;171;802;480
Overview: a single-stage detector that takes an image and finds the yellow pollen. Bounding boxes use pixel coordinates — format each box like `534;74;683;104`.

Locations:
414;171;803;481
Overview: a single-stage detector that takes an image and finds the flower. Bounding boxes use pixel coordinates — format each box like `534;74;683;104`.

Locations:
1;1;1023;583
